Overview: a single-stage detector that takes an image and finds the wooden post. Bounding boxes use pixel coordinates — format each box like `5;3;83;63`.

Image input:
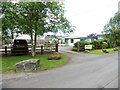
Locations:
55;44;58;52
77;42;80;52
5;46;7;56
41;45;43;54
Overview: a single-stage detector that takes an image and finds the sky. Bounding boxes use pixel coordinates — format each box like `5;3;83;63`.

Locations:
64;0;120;37
1;0;119;37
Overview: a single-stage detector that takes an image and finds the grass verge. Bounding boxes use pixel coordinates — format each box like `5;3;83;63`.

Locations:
71;47;119;54
1;54;68;74
89;48;118;54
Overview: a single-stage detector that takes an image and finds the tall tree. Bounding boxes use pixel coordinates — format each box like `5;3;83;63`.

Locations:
102;12;120;47
2;1;74;56
1;2;20;44
87;33;98;40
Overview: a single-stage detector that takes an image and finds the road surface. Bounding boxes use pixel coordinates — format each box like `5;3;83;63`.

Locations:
2;46;118;88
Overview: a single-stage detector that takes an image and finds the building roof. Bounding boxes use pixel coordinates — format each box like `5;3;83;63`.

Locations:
15;34;31;40
65;36;80;39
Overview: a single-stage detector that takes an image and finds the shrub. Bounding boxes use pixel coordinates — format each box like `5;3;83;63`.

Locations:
74;41;91;47
91;39;103;49
107;42;114;48
74;41;92;51
48;52;61;60
102;42;108;49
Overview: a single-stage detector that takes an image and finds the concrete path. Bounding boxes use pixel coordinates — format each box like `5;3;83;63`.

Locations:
2;46;118;88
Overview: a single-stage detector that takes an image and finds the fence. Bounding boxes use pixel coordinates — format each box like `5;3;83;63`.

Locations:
1;44;58;57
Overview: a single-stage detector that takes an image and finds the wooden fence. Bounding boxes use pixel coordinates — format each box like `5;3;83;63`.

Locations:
1;44;58;57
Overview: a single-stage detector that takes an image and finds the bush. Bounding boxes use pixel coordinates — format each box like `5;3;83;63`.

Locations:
107;42;114;48
74;41;91;47
74;41;92;51
102;42;108;49
48;52;61;60
91;40;103;49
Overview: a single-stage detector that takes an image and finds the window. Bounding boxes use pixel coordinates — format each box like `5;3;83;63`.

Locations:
71;39;74;43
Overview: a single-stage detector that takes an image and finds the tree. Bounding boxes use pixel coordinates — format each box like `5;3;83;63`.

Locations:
102;12;120;47
2;2;74;56
87;33;98;40
1;2;20;44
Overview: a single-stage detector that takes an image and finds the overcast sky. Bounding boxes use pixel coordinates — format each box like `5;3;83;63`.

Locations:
64;0;120;37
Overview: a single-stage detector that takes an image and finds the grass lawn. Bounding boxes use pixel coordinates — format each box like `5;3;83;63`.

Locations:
71;47;119;54
89;48;118;54
1;54;68;74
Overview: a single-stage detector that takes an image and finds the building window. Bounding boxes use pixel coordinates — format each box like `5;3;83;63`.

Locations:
71;39;74;43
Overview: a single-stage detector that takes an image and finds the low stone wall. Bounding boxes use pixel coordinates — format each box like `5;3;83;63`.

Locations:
15;59;40;72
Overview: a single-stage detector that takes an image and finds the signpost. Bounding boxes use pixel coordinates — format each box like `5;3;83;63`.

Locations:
77;42;80;52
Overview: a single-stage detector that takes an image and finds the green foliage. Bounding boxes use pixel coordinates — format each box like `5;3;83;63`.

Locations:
2;2;75;56
1;2;18;44
91;39;104;49
102;42;108;49
102;12;120;47
90;48;117;54
74;41;91;47
73;40;109;50
91;40;109;49
2;2;74;39
74;41;92;51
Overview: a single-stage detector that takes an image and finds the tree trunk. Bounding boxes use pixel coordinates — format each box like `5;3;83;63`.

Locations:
31;33;35;57
113;40;117;48
33;32;37;56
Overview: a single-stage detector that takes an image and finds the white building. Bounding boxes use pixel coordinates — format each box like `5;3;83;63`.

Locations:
65;36;80;46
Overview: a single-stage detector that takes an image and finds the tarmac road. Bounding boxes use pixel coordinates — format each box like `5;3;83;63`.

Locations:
2;46;118;88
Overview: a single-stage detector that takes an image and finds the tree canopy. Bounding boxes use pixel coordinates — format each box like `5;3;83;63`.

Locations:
102;12;120;47
87;33;98;40
1;1;75;56
2;2;74;41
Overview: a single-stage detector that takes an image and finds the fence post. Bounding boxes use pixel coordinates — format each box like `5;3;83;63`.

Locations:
77;42;80;52
55;44;58;52
5;46;7;56
41;45;43;54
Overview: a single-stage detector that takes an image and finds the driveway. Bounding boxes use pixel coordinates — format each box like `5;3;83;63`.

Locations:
2;46;118;88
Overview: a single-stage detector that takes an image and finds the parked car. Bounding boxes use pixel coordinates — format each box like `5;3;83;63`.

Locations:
11;39;29;55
